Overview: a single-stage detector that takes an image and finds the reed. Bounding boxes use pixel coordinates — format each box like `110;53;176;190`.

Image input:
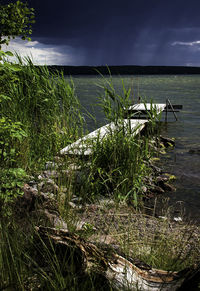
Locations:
0;218;112;290
0;55;84;206
0;60;199;289
1;205;199;290
66;77;158;205
0;54;83;170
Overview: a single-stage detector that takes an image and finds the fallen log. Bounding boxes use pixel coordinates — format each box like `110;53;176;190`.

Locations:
35;226;187;291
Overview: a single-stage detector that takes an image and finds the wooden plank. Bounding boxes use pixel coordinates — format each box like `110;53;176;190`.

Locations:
128;104;182;111
127;103;182;113
127;103;166;114
166;104;182;110
166;99;178;121
60;119;148;156
60;102;182;157
163;110;180;113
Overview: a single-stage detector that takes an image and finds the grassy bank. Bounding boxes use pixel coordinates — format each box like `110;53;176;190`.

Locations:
0;55;83;204
0;57;199;290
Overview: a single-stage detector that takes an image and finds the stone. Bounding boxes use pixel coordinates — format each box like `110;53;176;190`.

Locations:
156;175;169;183
160;136;175;147
28;180;38;189
71;196;83;203
38;179;59;194
21;184;38;211
188;148;200;155
158;216;168;221
42;170;59;179
98;198;115;207
141;186;147;193
45;161;58;170
173;217;182;222
150;164;162;174
150;185;165;194
68;201;77;208
44;209;68;229
17;184;68;229
161;182;176;192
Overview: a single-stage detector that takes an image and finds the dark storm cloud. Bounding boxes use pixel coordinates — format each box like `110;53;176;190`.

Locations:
3;0;200;65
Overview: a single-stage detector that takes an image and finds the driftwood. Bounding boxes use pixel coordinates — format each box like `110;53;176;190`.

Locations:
35;226;186;291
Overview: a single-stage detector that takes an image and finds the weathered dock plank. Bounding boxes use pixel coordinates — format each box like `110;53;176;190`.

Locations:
127;103;166;114
60;119;148;156
60;102;182;157
165;104;183;110
127;103;183;115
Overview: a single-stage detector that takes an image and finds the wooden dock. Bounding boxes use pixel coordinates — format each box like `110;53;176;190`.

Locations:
60;119;148;156
126;101;182;121
127;103;166;114
60;102;182;157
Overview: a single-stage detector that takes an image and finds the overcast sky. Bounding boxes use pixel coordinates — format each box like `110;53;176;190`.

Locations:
2;0;200;66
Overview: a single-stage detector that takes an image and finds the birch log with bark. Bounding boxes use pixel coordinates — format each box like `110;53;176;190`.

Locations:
35;226;186;291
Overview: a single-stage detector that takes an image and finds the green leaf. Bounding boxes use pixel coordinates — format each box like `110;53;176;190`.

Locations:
8;64;22;72
0;51;6;56
5;51;14;56
0;94;11;101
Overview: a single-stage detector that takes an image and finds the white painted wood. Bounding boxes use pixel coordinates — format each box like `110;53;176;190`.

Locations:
128;103;166;114
60;119;148;156
60;103;167;157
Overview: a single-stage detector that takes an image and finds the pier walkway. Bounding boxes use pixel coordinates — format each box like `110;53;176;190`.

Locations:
127;103;166;114
60;119;148;156
60;102;180;157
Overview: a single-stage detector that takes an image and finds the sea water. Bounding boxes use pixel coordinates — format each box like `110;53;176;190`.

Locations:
66;74;200;221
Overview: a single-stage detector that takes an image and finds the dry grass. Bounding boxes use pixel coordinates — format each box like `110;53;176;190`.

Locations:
70;199;200;273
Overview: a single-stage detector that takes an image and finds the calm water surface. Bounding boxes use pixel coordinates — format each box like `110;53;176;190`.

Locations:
67;75;200;221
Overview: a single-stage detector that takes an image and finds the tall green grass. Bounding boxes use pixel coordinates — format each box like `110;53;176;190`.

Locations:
72;128;153;205
0;55;84;205
66;76;158;205
97;73;132;124
0;55;84;170
0;218;112;291
1;60;199;289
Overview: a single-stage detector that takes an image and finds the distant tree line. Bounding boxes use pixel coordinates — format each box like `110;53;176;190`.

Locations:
46;65;200;76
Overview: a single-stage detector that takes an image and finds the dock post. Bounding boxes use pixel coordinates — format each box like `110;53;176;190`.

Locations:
167;98;178;121
165;99;168;122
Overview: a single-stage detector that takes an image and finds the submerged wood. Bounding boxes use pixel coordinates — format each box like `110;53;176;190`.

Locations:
35;226;186;291
60;119;148;156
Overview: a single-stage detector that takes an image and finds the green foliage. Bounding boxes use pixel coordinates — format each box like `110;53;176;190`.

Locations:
0;66;199;289
77;128;151;204
0;0;35;46
0;117;27;165
71;78;156;204
0;167;27;205
98;74;132;124
0;55;83;168
0;220;26;289
0;219;112;291
0;55;83;206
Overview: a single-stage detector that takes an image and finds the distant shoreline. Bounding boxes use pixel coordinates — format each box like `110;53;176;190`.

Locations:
45;65;200;75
